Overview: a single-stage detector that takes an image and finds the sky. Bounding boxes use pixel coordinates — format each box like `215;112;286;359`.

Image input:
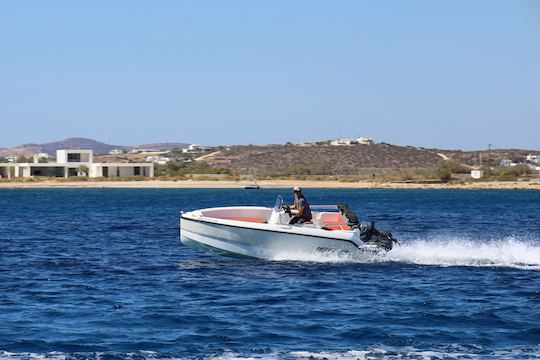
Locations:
1;1;539;150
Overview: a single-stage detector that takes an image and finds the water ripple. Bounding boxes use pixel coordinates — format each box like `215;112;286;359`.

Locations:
0;189;539;358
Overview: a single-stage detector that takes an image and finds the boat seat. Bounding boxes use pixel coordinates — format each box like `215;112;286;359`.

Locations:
322;225;351;231
320;212;351;231
224;217;267;223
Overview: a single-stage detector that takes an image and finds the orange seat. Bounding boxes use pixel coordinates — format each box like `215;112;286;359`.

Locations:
320;213;350;230
225;217;267;223
322;225;351;231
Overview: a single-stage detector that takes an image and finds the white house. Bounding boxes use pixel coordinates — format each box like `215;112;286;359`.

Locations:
330;137;373;146
56;149;93;164
130;148;159;154
499;159;517;167
182;144;210;153
32;153;50;163
526;154;539;165
146;156;171;165
471;169;484;179
356;137;374;145
109;149;124;155
0;149;154;179
330;139;353;146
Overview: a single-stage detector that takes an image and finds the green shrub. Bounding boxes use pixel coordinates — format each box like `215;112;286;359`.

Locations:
436;160;453;183
497;173;518;181
338;178;359;183
58;176;89;182
397;168;414;181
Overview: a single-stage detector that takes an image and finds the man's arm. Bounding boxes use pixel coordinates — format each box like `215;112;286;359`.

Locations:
292;198;304;216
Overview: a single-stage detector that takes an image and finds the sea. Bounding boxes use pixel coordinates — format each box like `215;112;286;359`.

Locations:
0;188;539;359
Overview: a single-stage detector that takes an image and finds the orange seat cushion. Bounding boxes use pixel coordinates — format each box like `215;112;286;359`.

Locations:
320;213;349;230
322;214;346;224
225;217;267;223
322;225;351;231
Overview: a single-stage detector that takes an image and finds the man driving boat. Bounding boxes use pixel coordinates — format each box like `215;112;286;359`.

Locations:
289;186;312;224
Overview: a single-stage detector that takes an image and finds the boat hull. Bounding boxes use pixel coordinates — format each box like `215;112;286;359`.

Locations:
180;216;361;259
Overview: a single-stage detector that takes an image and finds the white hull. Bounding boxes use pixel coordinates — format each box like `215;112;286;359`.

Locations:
179;205;381;260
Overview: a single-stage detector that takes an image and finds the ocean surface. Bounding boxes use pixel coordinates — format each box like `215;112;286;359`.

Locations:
0;188;539;359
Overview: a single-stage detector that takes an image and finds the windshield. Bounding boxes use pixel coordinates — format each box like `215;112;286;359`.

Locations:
273;195;283;211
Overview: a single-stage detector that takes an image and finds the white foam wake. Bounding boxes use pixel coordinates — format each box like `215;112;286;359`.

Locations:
387;236;540;270
2;347;539;359
272;236;540;270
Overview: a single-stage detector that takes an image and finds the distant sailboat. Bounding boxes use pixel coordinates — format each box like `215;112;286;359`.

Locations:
244;168;260;189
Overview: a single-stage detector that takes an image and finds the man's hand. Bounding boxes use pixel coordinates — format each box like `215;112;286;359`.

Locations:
282;204;292;216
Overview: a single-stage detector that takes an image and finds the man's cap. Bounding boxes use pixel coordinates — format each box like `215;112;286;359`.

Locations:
293;185;301;192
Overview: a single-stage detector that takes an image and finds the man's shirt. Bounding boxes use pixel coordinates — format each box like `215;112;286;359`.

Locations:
294;195;312;220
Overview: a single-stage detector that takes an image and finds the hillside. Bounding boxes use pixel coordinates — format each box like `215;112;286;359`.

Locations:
200;144;443;176
439;149;537;167
0;138;189;157
196;144;539;177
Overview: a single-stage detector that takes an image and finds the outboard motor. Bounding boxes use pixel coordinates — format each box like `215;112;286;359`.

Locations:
338;204;397;251
358;221;395;251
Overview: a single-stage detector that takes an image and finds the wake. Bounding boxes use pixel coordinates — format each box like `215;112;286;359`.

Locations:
272;236;540;270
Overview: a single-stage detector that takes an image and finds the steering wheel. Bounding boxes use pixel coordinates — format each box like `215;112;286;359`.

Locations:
282;204;292;216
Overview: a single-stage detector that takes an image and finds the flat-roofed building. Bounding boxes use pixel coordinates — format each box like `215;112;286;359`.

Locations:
0;150;154;179
56;149;93;164
471;169;484;179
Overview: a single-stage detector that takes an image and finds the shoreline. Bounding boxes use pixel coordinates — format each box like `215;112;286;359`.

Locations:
0;179;539;190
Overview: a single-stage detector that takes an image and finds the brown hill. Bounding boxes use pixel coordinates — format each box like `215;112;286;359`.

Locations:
200;144;444;176
198;144;539;177
0;138;189;157
439;149;537;167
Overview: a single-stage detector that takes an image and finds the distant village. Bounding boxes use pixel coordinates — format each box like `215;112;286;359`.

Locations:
0;137;539;181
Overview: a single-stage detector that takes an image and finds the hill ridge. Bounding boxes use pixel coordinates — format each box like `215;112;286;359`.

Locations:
0;138;189;157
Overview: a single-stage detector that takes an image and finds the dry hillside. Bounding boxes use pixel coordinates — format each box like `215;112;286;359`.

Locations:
200;144;444;176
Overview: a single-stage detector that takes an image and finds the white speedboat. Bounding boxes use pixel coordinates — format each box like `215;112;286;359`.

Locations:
180;196;397;259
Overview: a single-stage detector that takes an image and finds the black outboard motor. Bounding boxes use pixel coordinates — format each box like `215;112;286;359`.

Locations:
358;221;395;251
338;204;397;251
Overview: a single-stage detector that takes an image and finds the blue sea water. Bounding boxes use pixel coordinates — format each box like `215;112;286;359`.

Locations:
0;188;539;359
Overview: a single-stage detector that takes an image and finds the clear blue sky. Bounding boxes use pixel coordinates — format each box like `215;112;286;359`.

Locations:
1;1;539;150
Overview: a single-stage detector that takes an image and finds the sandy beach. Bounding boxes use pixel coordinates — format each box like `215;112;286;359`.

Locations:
1;179;539;190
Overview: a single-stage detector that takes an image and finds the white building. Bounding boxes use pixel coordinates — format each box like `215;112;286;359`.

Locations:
330;137;373;146
526;154;539;165
356;137;374;145
471;169;484;179
499;159;517;167
182;144;210;153
525;154;540;174
33;154;50;163
109;149;124;155
146;156;171;165
56;149;93;164
330;139;353;146
130;148;159;154
0;149;153;179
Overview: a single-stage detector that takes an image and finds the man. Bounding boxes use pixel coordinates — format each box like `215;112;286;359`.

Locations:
288;186;312;225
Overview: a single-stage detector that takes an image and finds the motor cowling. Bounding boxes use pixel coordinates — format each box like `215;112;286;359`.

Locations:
359;221;395;251
338;203;397;251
